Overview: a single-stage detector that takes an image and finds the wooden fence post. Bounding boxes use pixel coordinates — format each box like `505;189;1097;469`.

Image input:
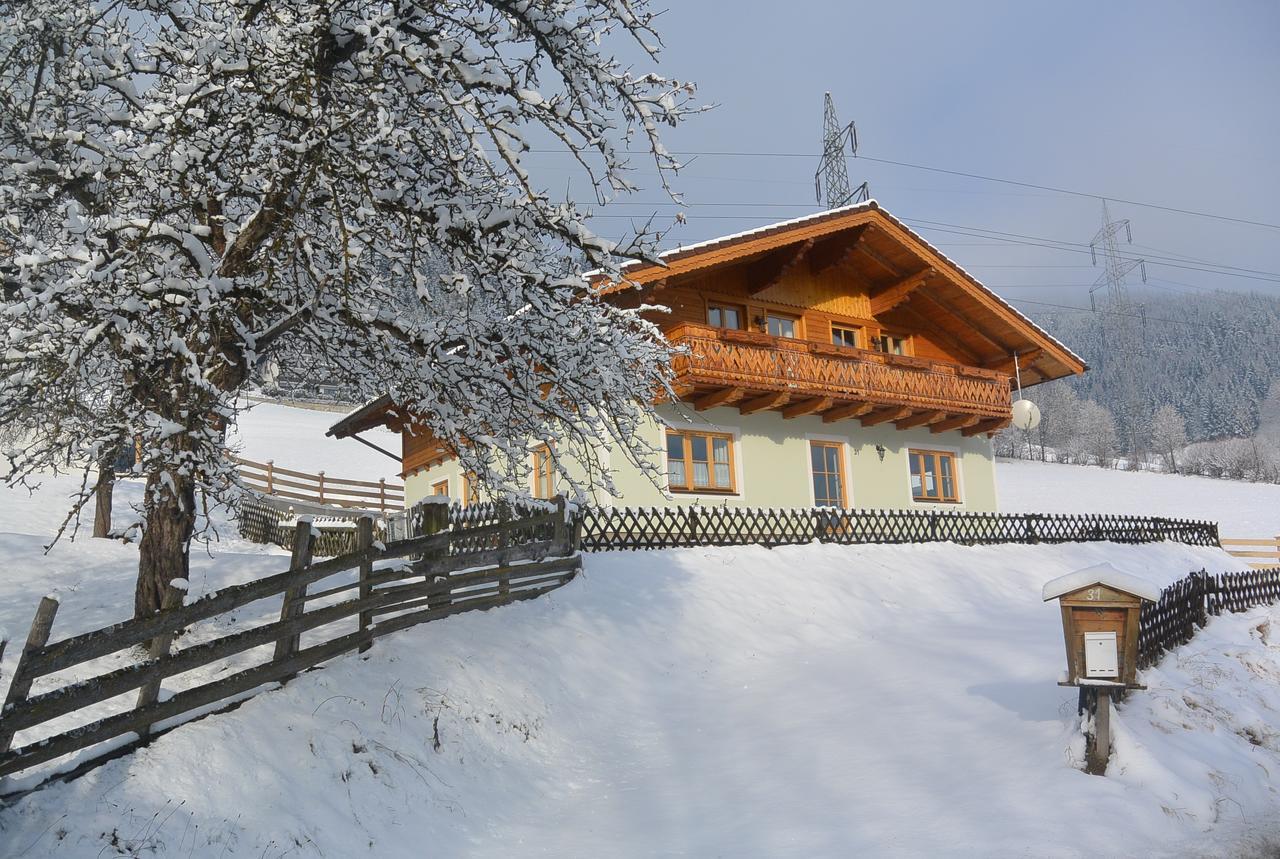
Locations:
317;471;326;506
265;460;275;494
378;479;387;513
273;521;315;664
423;503;452;610
135;583;187;733
0;596;59;755
357;516;375;653
553;495;568;553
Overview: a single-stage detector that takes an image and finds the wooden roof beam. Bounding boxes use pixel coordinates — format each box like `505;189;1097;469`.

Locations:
930;414;981;434
984;348;1044;375
912;290;1008;358
782;396;833;419
807;226;869;276
869;268;936;316
894;409;946;430
850;226;905;278
738;391;790;415
963;417;1010;437
822;401;875;423
748;239;815;295
860;406;913;427
693;386;747;411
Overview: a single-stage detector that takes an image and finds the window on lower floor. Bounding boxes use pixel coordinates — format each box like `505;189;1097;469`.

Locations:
666;430;735;493
432;479;449;497
532;445;555;499
462;472;480;506
810;441;847;507
909;449;959;503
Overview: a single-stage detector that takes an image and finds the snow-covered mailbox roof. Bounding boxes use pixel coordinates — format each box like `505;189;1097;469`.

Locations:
1041;564;1162;603
1044;563;1159;689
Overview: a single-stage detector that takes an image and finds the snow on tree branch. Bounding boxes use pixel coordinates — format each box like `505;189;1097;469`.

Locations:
1;0;702;610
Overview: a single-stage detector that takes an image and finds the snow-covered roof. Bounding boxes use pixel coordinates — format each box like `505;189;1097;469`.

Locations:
601;200;1086;375
1041;563;1162;603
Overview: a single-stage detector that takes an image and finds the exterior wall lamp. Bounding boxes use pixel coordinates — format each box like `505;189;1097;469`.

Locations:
876;444;886;461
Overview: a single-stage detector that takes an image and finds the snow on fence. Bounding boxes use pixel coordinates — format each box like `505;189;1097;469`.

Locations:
576;506;1221;551
232;455;405;512
1138;567;1280;668
0;502;577;792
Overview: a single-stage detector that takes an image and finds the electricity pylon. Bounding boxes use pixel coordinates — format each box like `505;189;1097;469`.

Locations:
814;93;869;209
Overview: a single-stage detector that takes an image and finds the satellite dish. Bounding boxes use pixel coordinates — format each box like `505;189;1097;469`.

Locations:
1012;399;1041;431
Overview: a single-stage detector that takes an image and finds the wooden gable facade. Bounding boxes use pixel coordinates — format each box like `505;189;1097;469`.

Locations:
601;202;1086;436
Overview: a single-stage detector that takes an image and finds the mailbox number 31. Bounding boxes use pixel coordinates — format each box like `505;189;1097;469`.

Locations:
1084;587;1102;601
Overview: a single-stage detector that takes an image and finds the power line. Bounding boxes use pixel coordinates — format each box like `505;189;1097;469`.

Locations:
516;146;1280;230
1005;296;1280;342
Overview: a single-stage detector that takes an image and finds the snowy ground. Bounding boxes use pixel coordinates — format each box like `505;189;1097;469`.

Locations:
998;457;1280;537
2;405;1280;856
226;399;401;484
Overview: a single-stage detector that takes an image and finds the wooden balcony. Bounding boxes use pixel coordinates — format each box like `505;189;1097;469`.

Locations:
667;323;1012;435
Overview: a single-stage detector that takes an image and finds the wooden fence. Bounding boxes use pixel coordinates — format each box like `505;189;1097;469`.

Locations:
232;455;405;512
1138;567;1280;668
0;502;577;788
1220;535;1280;569
577;506;1220;551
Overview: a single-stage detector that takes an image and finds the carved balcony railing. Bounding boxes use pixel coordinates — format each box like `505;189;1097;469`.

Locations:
667;322;1012;419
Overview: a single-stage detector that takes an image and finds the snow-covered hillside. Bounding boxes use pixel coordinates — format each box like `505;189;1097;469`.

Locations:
3;404;1280;856
998;457;1280;537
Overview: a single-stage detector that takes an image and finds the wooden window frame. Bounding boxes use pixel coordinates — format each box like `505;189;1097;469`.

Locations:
908;448;960;504
462;473;480;507
809;440;848;508
872;331;912;357
765;311;802;340
706;300;747;331
665;430;737;494
431;479;450;497
830;323;861;350
532;444;555;500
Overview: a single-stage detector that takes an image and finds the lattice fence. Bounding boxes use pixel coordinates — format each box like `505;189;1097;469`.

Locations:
1138;567;1280;668
577;506;1220;552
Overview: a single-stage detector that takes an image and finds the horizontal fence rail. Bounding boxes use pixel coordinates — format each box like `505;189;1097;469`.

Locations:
1220;535;1280;569
0;500;578;789
232;455;405;512
577;506;1220;552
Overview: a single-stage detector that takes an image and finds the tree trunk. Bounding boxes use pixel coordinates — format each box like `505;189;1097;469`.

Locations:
135;469;196;618
92;452;116;538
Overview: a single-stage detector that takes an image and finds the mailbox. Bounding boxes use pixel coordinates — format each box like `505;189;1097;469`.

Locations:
1042;563;1159;689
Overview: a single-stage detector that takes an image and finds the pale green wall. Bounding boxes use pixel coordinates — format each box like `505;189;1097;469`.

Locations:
402;404;999;512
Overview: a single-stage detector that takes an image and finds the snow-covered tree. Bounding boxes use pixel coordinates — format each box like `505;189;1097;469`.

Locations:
1149;404;1187;474
1069;400;1118;467
0;1;700;616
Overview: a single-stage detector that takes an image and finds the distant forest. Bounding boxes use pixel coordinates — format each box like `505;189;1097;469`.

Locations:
1030;288;1280;443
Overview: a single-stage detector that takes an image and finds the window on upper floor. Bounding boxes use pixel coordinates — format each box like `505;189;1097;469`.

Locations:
831;324;861;349
666;430;735;493
766;313;799;339
707;302;745;330
873;333;909;356
432;479;449;497
909;449;959;503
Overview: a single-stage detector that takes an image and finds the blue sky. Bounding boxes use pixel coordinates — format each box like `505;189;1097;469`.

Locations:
529;1;1280;309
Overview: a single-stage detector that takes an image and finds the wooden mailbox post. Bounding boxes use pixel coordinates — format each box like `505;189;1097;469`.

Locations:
1042;563;1159;775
